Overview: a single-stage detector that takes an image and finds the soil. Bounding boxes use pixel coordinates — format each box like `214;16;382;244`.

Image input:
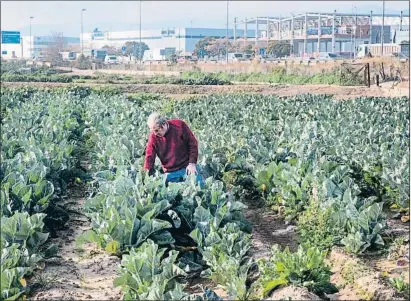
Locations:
366;212;410;287
326;247;406;301
28;184;123;301
266;285;320;300
244;206;299;259
1;80;409;100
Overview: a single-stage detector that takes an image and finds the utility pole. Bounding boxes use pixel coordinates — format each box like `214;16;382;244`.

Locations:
81;9;86;56
350;5;354;59
20;37;23;59
317;13;321;55
369;11;373;45
332;10;336;53
400;11;403;31
234;17;237;45
266;17;270;54
178;28;181;52
29;16;34;59
290;14;294;56
381;0;385;56
354;6;357;59
226;0;229;63
139;0;142;63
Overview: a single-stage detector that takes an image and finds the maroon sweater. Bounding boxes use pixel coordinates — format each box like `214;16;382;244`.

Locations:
144;119;198;172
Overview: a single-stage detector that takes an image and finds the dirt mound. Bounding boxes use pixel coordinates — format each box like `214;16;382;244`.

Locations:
265;285;321;300
326;247;401;300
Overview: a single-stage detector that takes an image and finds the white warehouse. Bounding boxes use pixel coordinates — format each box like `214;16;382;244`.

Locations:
1;30;80;59
81;27;256;57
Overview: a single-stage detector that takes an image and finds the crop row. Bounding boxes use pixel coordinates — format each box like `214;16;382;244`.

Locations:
1;91;88;299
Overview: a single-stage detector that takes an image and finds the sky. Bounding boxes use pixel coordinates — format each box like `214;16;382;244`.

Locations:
1;1;409;37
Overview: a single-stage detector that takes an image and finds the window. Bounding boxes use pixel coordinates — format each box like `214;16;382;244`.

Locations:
1;50;7;54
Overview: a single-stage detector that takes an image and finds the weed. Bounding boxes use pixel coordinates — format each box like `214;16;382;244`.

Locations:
32;272;60;290
389;275;410;293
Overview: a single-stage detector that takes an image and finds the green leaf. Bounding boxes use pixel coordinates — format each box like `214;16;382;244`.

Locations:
26;232;49;251
346;204;360;220
342;187;353;204
149;230;175;245
189;228;203;247
105;240;120;254
4;291;25;301
193;206;212;224
44;244;58;258
373;234;385;247
113;275;127;288
267;161;277;180
263;278;288;297
76;230;102;248
135;218;172;247
257;170;270;187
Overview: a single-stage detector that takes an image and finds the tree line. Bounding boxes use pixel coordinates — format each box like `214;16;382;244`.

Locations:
193;37;292;58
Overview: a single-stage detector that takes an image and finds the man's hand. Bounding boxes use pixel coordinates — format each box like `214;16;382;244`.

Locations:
186;163;197;175
142;166;156;176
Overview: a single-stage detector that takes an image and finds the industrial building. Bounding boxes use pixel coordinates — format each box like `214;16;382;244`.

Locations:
2;10;408;61
81;27;256;57
81;10;408;59
235;11;410;56
1;30;80;59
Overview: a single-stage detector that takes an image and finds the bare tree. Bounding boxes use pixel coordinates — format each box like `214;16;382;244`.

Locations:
101;44;121;56
43;32;67;66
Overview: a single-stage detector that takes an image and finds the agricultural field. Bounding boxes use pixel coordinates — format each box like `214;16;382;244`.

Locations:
1;85;410;301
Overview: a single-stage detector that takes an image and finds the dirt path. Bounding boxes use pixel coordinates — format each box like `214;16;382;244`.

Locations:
29;185;123;300
2;81;409;99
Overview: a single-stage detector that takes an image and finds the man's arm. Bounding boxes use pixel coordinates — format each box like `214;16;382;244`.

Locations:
182;121;198;164
144;134;157;175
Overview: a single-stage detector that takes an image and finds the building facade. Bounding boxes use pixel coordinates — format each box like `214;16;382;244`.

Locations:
1;30;80;59
81;27;256;57
1;30;22;59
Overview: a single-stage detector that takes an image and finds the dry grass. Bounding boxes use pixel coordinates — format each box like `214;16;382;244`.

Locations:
99;57;408;79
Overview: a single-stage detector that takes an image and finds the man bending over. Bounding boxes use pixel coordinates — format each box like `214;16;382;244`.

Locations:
143;112;204;188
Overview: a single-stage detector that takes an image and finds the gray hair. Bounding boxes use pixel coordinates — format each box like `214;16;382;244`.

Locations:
147;112;167;128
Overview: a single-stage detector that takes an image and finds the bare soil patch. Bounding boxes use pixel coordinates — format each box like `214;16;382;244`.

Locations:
28;185;123;300
244;201;299;260
326;247;406;300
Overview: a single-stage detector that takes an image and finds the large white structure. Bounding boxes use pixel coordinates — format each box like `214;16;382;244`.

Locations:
1;30;80;59
81;27;256;57
237;11;409;56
